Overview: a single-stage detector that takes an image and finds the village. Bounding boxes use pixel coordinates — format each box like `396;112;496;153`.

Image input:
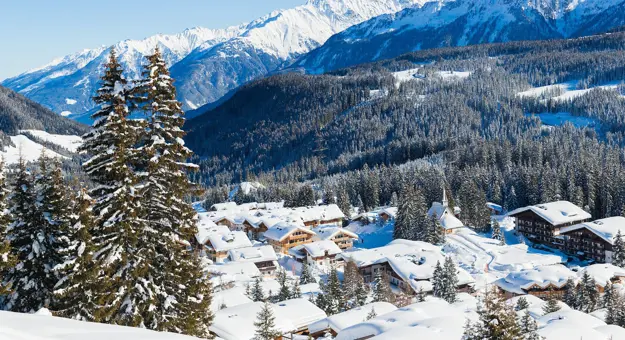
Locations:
194;185;625;340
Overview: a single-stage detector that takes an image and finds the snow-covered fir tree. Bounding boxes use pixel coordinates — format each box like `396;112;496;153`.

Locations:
613;230;625;268
424;214;445;245
355;281;368;307
515;296;530;311
0;158;15;297
542;292;561;315
276;268;291;302
394;184;427;241
464;287;523;340
576;272;598;313
336;187;351;218
250;276;266;302
519;310;541;340
254;301;280;340
299;260;316;284
416;287;426;302
343;260;364;305
491;219;505;245
603;282;618;325
291;280;301;299
5;155;54;312
79;48;154;327
366;306;377;320
442;256;458;303
432;260;444;300
562;278;577;309
133;47;213;336
321;266;345;315
52;186;98;320
372;271;394;303
458;179;491;233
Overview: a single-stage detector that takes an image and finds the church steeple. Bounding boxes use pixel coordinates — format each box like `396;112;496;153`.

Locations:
442;187;448;207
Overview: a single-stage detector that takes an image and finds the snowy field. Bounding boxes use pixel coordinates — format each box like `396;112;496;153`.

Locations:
0;130;81;164
517;80;623;101
525;112;599;129
0;309;200;340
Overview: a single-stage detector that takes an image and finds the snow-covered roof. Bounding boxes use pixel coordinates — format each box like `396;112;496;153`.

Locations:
386;254;474;293
308;302;397;335
495;264;577;294
289;240;342;258
211;299;326;340
211;202;238;211
264;223;316;242
595;324;625;339
195;214;230;244
205;231;252;252
228;245;277;263
560;216;625;245
340;239;441;268
210;286;253;313
486;202;503;212
335;299;477;340
379;207;397;218
507;200;591;226
537;309;607;339
427;202;464;230
205;262;261;285
312;225;358;241
578;263;625;287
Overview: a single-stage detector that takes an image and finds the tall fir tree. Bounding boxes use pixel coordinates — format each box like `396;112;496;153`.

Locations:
336;187;351;218
5;155;54;312
372;271;394;303
254;301;281;340
432;260;444;299
442;256;458;303
52;186;98;320
134;47;213;336
562;278;577;309
576;272;599;313
612;230;625;268
250;276;266;302
79;48;154;327
464;287;523;340
515;296;530;311
343;261;363;305
519;310;540;340
299;260;316;284
394;184;427;241
491;220;505;245
321;267;345;315
0;158;15;297
542;292;561;315
355;281;368;307
424;214;445;245
276;268;291;302
603;282;617;325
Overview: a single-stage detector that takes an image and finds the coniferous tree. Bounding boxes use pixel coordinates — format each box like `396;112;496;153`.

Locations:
424;214;445;245
442;256;458;303
394;184;427;241
576;272;598;313
458;180;490;233
52;186;98;320
515;296;530;311
254;301;280;340
464;287;523;340
519;310;541;340
291;280;302;299
134;47;213;336
343;261;363;304
372;271;393;303
542;292;561;315
612;230;625;268
366;306;377;320
355;281;368;307
416;287;426;302
432;260;444;299
562;278;577;309
491;220;505;245
0;158;15;297
300;261;316;284
80;48;154;327
604;282;617;325
276;268;291;302
322;267;345;315
251;276;266;302
336;187;351;218
5;155;52;312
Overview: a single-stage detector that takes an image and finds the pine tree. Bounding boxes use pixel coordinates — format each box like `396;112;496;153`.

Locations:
343;260;363;304
612;230;625;268
542;292;561;315
416;287;426;302
464;287;524;340
519;310;541;340
355;281;368;307
515;296;530;311
291;280;302;299
576;272;599;313
394;184;427;241
491;219;505;245
254;301;281;340
458;180;490;233
5;155;53;312
562;278;577;309
251;276;266;302
336;187;351;218
432;260;444;299
372;272;393;303
366;306;377;320
80;48;155;327
52;186;98;320
424;214;445;245
604;282;617;325
276;268;291;302
442;256;458;303
300;260;316;284
134;47;213;336
322;267;345;315
0;158;15;297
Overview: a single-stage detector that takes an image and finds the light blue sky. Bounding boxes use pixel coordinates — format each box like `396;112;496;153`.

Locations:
0;0;304;80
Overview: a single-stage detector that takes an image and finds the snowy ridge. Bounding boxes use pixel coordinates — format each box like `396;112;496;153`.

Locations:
1;130;82;165
295;0;625;73
3;0;427;118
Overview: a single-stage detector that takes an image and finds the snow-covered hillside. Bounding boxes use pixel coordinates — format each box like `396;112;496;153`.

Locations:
2;0;427;118
0;309;199;340
295;0;625;73
1;130;81;164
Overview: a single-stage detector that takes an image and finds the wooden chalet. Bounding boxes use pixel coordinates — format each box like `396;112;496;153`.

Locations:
264;224;316;254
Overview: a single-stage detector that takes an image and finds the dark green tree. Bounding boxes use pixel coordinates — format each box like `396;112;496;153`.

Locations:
254;301;281;340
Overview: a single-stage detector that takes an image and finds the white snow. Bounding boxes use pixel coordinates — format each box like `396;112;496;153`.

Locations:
64;98;77;105
518;81;624;102
312;225;359;242
290;240;343;259
308;302;397;335
507;200;591;226
21;129;82;152
210;286;253;313
495;264;577;295
578;263;625;287
264;223;316;243
560;216;625;245
1;135;68;164
60;111;72;117
0;310;199;340
228;245;277;263
204;231;253;253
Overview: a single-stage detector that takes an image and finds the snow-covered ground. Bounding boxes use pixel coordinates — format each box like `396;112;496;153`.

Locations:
21;130;82;152
0;130;81;164
517;80;623;101
526;112;599;129
0;309;200;340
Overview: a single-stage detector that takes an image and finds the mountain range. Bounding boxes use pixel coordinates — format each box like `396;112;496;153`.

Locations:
1;0;425;120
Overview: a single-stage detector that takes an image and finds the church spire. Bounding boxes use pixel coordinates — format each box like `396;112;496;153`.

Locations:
442;187;448;207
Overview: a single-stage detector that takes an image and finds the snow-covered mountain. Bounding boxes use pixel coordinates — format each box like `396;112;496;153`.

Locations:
294;0;625;73
2;0;426;119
